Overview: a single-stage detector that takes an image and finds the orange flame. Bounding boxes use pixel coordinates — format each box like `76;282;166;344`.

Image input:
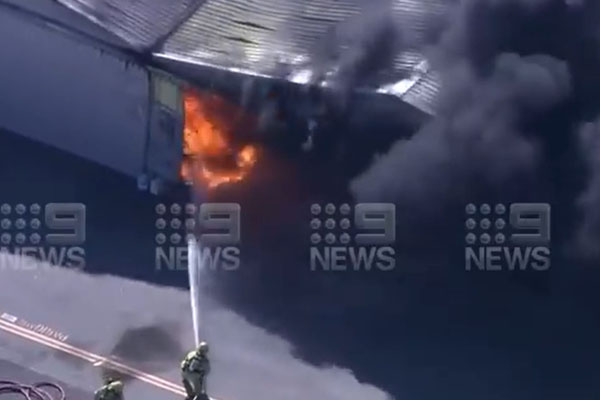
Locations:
181;89;258;189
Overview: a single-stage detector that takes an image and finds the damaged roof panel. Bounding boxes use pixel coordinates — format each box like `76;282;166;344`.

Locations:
160;0;362;75
158;0;447;114
52;0;446;115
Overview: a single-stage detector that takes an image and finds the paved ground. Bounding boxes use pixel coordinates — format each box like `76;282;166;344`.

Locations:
0;255;391;400
0;305;184;400
0;359;91;400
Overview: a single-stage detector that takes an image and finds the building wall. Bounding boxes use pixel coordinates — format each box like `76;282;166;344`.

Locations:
0;6;149;177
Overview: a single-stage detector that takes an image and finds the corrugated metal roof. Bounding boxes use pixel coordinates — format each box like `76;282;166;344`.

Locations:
401;71;442;115
0;0;128;48
57;0;203;49
160;0;362;75
54;0;445;115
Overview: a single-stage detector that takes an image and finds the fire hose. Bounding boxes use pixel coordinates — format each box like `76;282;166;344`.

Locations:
0;381;65;400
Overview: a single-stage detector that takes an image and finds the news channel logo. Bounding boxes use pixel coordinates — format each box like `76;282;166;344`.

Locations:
154;202;241;271
464;203;551;271
309;202;396;272
0;203;86;269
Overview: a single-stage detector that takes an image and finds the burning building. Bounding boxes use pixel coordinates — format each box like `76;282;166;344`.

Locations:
0;0;445;194
180;89;259;188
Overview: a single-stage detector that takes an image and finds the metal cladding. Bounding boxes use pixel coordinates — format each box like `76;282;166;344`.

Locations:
401;71;441;115
55;0;447;115
159;0;362;75
56;0;204;49
0;0;128;48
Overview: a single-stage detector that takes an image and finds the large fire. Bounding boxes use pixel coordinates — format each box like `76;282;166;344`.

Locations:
181;89;258;189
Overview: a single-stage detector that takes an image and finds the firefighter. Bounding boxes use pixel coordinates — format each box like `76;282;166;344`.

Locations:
181;341;210;400
94;377;123;400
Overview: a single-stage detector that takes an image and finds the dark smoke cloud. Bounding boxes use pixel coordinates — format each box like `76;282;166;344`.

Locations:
103;324;185;382
346;0;600;262
350;0;600;231
430;0;554;67
311;0;402;110
567;2;600;257
351;53;570;204
575;119;600;258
